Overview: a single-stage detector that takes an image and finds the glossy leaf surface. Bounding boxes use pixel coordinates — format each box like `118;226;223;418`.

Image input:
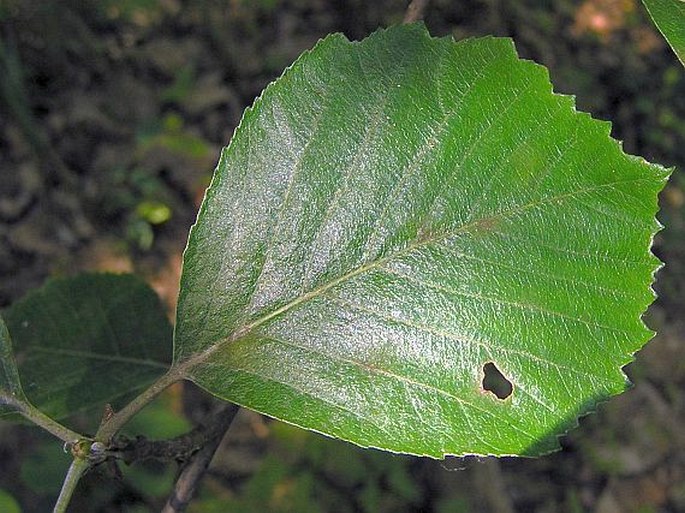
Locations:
175;24;667;456
642;0;685;66
2;274;171;422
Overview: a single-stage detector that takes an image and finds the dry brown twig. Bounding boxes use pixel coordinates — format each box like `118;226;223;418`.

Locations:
161;403;240;513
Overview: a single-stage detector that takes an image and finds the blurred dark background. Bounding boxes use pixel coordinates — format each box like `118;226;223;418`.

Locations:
1;0;684;512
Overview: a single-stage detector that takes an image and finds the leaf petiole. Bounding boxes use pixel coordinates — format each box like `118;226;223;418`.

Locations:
1;392;83;443
94;368;183;442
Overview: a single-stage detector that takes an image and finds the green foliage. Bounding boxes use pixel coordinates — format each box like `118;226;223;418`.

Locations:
140;113;212;160
20;435;72;496
642;0;685;66
1;274;171;425
106;111;213;249
122;390;191;440
174;24;667;457
0;489;21;513
191;422;421;513
0;14;676;512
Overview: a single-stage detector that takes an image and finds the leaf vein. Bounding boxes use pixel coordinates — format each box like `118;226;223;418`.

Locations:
422;246;631;298
363;47;506;258
380;262;629;334
224;363;396;440
300;48;397;291
243;94;331;313
28;347;169;369
254;332;533;445
319;293;614;386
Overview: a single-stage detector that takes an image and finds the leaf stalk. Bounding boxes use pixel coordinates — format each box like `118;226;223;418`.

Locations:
95;369;182;442
2;394;83;443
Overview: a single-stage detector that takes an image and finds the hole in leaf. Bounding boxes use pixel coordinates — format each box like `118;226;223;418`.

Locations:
482;362;513;400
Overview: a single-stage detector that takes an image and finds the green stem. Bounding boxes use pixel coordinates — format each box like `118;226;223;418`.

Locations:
23;405;83;443
53;458;88;513
95;369;182;442
49;367;187;512
2;394;83;443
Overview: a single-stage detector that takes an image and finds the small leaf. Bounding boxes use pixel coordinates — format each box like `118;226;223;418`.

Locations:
0;313;28;408
2;274;171;424
642;0;685;66
175;24;668;457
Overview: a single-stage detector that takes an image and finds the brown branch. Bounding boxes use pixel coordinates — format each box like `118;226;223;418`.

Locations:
102;403;239;468
161;403;239;513
403;0;430;23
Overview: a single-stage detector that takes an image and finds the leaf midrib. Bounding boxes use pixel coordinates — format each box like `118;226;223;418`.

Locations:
176;176;648;378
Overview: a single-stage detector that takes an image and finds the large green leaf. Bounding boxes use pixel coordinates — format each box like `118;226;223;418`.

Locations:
642;0;685;66
1;274;171;423
174;24;668;457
